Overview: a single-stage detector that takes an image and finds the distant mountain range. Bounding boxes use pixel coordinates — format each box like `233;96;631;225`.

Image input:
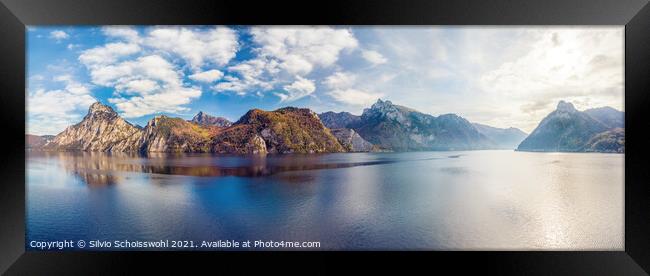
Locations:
472;123;528;149
26;134;54;149
517;101;624;153
27;99;622;154
318;99;527;151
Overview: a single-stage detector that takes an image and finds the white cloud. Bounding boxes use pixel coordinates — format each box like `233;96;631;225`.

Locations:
108;85;201;118
478;28;624;131
102;26;140;42
144;26;239;69
122;79;159;94
277;76;316;102
27;75;96;135
216;26;359;98
323;72;357;89
250;26;358;75
88;55;179;88
79;42;140;67
322;71;382;106
78;26;240;118
213;58;278;94
189;69;224;83
42;26;623;134
84;54;202;117
329;88;382;106
361;50;387;65
49;30;69;41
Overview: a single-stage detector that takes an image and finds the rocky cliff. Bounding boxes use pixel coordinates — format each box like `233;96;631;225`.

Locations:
44;102;144;152
318;111;361;129
140;115;215;152
190;111;232;127
347;99;493;151
330;128;374;152
213;107;345;154
39;102;346;154
517;101;624;153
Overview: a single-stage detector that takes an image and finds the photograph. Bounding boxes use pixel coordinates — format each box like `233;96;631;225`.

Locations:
25;25;624;251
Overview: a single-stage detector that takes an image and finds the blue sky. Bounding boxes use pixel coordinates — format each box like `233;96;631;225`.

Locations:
27;26;623;135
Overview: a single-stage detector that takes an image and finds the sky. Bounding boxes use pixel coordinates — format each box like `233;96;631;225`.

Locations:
26;26;624;135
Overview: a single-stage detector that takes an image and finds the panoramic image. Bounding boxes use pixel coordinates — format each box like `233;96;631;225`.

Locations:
26;26;623;250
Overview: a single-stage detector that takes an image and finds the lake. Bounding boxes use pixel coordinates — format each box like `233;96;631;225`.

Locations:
26;150;624;250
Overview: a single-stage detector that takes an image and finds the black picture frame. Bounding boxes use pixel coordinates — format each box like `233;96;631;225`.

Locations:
1;0;649;274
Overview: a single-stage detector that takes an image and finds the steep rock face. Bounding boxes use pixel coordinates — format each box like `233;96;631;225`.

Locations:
583;128;624;153
330;128;374;152
190;111;232;127
213;107;345;154
318;111;361;129
140;115;214;152
473;123;528;149
517;101;622;152
211;125;268;154
348;99;493;151
45;102;144;152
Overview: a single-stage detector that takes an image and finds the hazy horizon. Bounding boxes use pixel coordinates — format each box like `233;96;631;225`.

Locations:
27;26;624;135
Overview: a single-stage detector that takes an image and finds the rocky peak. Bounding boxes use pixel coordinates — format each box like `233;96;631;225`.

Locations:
83;102;119;122
362;98;412;125
88;102;117;115
193;111;206;120
370;98;395;111
190;111;232;127
556;100;577;113
364;99;395;115
46;102;143;152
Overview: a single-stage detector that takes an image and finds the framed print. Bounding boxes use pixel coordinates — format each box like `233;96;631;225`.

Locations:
1;0;649;274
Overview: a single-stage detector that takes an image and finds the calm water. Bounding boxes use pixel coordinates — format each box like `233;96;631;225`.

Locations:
26;150;623;250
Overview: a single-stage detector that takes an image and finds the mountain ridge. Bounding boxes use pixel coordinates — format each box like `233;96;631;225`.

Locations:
517;101;624;153
38;102;347;154
29;99;623;154
190;111;232;127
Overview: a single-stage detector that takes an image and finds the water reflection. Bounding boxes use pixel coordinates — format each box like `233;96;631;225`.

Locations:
29;151;442;185
26;150;624;250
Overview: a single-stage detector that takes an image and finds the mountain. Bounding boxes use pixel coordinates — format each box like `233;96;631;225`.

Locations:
190;111;232;127
517;101;624;153
316;112;375;151
329;128;374;152
26;134;54;149
347;99;493;151
212;107;345;154
318;111;361;129
473;123;528;149
39;102;346;154
584;106;624;129
39;100;618;154
583;128;624;153
140;115;215;152
44;102;144;152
